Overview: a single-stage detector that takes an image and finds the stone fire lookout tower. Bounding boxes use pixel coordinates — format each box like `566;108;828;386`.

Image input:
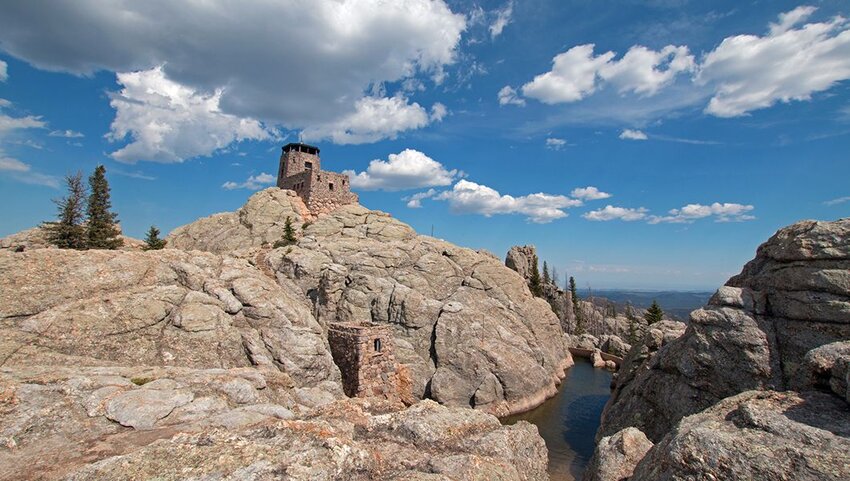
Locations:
277;142;358;215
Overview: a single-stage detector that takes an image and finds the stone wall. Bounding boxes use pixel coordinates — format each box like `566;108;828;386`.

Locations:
327;321;402;400
276;149;358;216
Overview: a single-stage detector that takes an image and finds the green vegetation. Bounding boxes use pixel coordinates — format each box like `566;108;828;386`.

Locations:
273;216;297;248
143;225;167;250
644;300;664;324
130;376;153;386
542;260;550;284
529;254;543;297
86;165;123;249
43;172;88;250
569;276;586;334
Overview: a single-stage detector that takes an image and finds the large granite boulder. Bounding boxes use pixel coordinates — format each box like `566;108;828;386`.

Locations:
596;218;850;442
582;427;653;481
167;188;310;252
169;191;573;416
0;248;340;389
630;390;850;481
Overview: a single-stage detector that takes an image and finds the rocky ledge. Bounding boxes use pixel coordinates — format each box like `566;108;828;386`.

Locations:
584;218;850;481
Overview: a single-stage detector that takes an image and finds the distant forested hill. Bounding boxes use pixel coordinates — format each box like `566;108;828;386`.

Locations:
578;289;713;321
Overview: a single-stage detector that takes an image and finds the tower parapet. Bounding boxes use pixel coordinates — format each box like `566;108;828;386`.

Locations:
276;142;358;215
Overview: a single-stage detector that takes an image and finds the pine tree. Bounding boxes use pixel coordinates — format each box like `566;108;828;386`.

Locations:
43;172;88;249
568;275;585;334
542;261;550;285
644;300;664;324
528;255;543;297
274;216;297;248
143;225;167;250
627;316;638;344
551;266;559;287
86;165;123;249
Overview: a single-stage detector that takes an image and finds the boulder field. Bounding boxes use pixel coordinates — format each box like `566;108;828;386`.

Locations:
0;188;571;480
584;218;850;481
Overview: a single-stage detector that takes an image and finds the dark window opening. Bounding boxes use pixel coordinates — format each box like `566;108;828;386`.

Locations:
374;338;382;352
305;161;313;170
329;182;334;191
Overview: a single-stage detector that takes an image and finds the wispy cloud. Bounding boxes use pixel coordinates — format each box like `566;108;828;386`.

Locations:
49;129;84;138
110;168;156;181
222;172;276;190
824;196;850;206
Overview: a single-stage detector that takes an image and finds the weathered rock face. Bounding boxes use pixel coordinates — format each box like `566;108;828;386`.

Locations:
0;248;340;389
505;244;575;331
596;218;850;442
166;189;310;252
167;190;572;416
630;390;850;481
582;427;653;481
0;203;553;479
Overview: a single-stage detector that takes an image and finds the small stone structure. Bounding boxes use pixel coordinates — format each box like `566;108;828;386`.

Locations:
327;321;401;399
276;142;358;215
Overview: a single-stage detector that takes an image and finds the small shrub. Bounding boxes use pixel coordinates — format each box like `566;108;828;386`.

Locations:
130;376;153;386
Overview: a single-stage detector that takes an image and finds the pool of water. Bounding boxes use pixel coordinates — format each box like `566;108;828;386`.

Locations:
502;358;612;480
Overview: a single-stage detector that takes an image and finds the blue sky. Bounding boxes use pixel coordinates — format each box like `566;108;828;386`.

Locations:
1;0;848;290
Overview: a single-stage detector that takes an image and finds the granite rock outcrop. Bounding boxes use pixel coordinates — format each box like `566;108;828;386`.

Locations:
167;190;573;416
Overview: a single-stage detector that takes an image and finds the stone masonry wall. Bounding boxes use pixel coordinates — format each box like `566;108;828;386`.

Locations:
328;321;400;399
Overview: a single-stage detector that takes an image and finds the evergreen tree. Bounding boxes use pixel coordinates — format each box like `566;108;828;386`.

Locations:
542;261;550;284
43;172;88;249
644;300;664;324
568;276;585;334
551;266;559;287
569;276;578;305
143;225;167;250
86;165;123;249
627;316;638;344
528;255;543;297
274;216;297;248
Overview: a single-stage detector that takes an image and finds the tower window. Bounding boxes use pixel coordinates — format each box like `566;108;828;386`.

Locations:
305;161;313;170
329;182;334;191
374;338;382;352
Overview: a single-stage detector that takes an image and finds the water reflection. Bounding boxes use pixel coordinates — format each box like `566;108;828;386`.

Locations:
502;358;612;480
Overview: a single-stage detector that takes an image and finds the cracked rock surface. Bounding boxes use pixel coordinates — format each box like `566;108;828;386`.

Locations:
168;189;573;416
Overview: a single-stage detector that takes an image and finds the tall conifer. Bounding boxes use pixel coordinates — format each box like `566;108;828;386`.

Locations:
86;165;123;249
44;171;88;249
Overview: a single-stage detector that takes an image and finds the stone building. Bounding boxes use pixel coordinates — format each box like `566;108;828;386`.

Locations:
276;142;358;215
327;321;403;399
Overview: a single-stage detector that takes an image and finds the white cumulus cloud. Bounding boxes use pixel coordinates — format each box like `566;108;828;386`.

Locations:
521;43;694;104
571;186;611;201
583;205;648;221
302;95;442;145
619;129;648;140
649;202;755;223
0;0;465;146
106;67;273;163
546;137;566;150
435;179;582;223
344;149;457;191
222;172;276;191
698;6;850;117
